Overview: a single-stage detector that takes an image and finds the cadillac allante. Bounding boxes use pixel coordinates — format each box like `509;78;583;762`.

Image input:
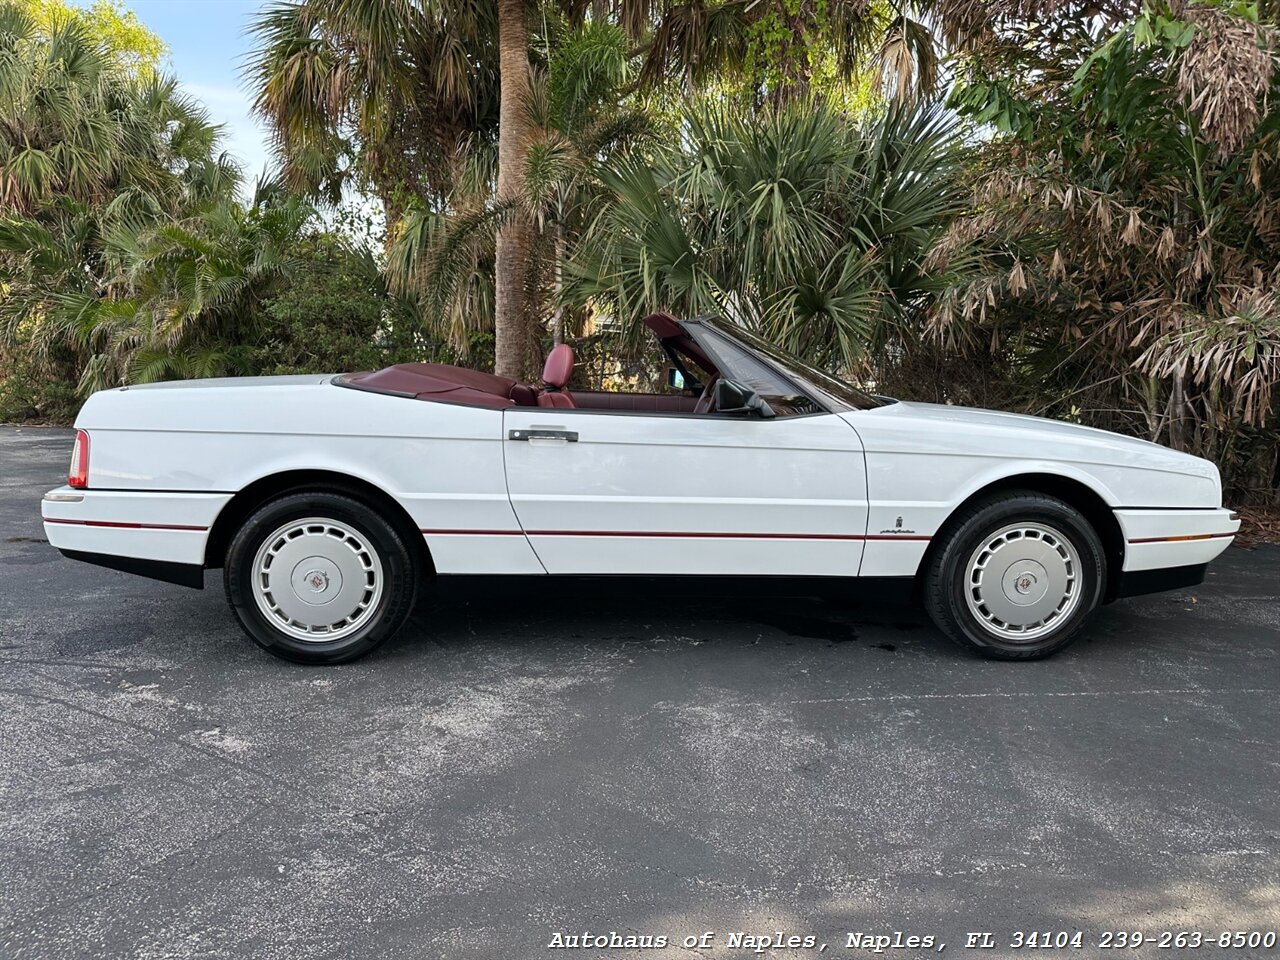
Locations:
41;313;1238;663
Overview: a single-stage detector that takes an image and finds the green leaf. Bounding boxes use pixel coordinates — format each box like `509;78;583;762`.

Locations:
1134;16;1155;46
1162;20;1195;48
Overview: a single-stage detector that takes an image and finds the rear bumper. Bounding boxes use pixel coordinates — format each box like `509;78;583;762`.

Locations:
42;487;229;583
57;548;205;588
1115;507;1239;572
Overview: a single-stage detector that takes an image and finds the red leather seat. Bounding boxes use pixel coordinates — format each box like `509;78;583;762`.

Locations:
538;344;576;408
509;382;539;406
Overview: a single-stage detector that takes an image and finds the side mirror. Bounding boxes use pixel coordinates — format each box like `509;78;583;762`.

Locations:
713;378;776;418
665;367;685;390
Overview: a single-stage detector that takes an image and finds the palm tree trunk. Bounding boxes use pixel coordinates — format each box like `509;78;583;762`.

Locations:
552;223;565;345
1169;373;1187;451
494;0;534;379
380;192;403;255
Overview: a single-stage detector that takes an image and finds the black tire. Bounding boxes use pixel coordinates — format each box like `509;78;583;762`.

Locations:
224;491;419;664
924;491;1105;660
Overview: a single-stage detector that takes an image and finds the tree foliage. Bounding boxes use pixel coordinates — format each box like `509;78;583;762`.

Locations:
0;1;439;419
568;98;965;371
252;0;948;377
247;0;497;212
385;14;656;357
930;0;1280;497
0;2;238;408
10;0;165;74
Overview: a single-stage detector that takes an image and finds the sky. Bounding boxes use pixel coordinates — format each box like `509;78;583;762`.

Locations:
127;0;274;183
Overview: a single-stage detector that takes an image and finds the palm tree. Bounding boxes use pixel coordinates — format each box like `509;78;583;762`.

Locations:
250;0;558;376
0;4;229;216
0;4;238;387
568;98;966;373
387;15;651;358
2;178;320;395
250;0;957;379
248;0;497;219
85;185;318;390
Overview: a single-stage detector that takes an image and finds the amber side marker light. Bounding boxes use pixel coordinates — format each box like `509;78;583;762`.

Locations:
68;430;90;489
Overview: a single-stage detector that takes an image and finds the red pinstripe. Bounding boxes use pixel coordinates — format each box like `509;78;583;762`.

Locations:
422;528;930;541
44;518;208;532
1127;532;1235;544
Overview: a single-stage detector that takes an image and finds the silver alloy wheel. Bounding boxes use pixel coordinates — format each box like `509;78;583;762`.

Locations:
251;516;384;642
964;521;1081;642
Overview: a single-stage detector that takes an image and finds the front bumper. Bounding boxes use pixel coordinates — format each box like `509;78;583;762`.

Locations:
42;487;231;587
1115;506;1239;572
1111;562;1209;599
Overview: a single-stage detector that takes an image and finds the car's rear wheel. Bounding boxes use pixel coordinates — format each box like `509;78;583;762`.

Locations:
924;491;1105;660
224;491;418;664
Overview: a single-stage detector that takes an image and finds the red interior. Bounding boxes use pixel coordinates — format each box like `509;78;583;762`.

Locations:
537;344;577;408
337;314;717;413
542;344;574;388
338;363;526;409
569;391;699;413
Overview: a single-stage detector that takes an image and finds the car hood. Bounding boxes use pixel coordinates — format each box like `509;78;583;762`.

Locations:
881;400;1165;453
843;399;1222;501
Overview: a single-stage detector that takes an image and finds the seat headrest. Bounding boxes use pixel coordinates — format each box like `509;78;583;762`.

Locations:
542;343;574;389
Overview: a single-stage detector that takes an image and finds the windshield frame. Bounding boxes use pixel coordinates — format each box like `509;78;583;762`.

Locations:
690;317;889;413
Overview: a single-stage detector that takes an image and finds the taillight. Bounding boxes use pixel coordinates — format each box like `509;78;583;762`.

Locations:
68;430;90;489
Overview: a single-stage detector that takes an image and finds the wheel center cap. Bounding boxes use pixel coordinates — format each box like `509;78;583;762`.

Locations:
1001;559;1050;606
290;556;343;605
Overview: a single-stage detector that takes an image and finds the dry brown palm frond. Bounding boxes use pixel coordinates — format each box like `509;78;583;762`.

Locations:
880;15;938;101
640;0;748;91
1007;258;1027;295
617;0;657;40
927;0;1138;52
1177;6;1277;158
1136;286;1280;427
1120;207;1144;246
1233;506;1280;545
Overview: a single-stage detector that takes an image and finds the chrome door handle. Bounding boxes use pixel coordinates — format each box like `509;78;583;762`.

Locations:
508;428;578;442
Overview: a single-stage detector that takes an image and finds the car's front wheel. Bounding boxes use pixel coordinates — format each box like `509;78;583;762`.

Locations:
924;491;1105;660
224;491;419;664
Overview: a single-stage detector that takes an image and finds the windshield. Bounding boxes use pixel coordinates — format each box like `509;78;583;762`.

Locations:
700;318;889;411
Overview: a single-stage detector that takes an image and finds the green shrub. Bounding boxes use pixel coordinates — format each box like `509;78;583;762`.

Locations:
243;235;458;376
0;341;79;424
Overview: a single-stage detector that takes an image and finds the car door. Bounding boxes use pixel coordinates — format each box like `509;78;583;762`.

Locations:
501;406;868;577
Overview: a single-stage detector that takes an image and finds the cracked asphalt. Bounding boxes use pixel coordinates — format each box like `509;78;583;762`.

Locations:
1;424;1278;960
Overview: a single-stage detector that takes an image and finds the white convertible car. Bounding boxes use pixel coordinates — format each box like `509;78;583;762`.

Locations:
42;313;1238;664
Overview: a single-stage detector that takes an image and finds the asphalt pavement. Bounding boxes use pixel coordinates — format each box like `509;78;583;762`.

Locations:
1;425;1278;960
